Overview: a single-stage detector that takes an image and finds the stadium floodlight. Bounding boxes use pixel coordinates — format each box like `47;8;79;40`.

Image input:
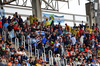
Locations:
0;0;16;5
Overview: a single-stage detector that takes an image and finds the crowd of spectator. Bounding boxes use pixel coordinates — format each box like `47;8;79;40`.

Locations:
0;12;100;66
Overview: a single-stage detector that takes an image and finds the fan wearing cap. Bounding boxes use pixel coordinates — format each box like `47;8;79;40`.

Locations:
90;60;95;66
25;59;31;66
14;60;21;66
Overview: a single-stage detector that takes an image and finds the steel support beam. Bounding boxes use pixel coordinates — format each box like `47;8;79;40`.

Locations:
42;0;57;10
32;0;42;22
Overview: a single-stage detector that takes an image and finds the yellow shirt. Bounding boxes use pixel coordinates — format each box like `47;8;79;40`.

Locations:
71;30;77;36
29;16;38;25
65;25;71;32
45;21;50;26
36;63;41;66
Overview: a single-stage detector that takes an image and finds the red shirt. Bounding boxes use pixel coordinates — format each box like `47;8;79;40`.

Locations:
54;64;58;66
80;30;83;36
13;25;17;30
0;21;2;28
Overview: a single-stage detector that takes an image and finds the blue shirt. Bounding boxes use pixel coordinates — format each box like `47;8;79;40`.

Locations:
3;23;8;30
58;30;62;34
26;62;31;66
42;37;46;44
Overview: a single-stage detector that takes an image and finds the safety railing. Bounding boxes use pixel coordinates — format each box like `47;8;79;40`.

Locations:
15;37;19;51
21;35;25;48
63;58;67;66
28;39;32;57
42;46;46;61
2;30;6;41
49;50;53;65
35;43;39;59
35;49;39;59
55;54;61;66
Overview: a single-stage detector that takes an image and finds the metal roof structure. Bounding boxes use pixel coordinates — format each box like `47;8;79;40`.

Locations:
0;0;90;26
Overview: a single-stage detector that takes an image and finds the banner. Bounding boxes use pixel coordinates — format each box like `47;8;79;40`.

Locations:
54;15;64;23
42;13;64;23
42;13;54;23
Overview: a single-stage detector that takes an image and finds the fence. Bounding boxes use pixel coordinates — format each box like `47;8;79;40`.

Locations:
28;39;32;57
42;46;46;61
21;35;25;48
15;37;19;51
49;50;53;65
2;30;6;41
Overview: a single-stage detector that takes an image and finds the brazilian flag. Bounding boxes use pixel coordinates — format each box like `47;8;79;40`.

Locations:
43;13;54;24
49;14;54;23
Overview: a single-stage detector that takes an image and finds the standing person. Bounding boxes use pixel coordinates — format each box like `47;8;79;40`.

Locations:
0;21;2;34
45;18;50;27
18;15;23;27
71;35;76;45
7;16;11;23
24;17;30;26
3;20;8;31
87;49;93;58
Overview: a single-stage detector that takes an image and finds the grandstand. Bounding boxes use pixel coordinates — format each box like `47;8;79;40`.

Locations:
0;0;100;66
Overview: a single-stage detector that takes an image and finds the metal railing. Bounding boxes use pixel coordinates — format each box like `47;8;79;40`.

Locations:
28;39;32;57
2;30;6;41
55;54;61;66
21;35;25;48
42;46;46;61
49;50;53;65
15;37;19;51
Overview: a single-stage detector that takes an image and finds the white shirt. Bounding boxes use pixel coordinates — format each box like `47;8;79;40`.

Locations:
24;20;30;25
22;52;26;56
54;42;60;47
17;51;22;55
71;37;76;45
87;50;92;58
80;35;84;45
96;63;99;66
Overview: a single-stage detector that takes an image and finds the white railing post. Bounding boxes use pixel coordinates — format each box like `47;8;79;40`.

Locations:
2;30;6;41
55;54;61;66
49;50;53;65
21;35;25;48
15;37;19;51
11;35;12;44
42;46;46;61
28;39;30;57
23;36;25;48
35;49;39;59
28;39;32;57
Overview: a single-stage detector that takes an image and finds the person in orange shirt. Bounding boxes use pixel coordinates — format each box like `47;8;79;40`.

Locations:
8;60;13;66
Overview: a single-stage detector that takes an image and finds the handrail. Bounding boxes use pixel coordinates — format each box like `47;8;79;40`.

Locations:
49;50;53;65
21;35;25;48
15;37;19;51
42;53;46;61
2;30;6;41
55;54;61;66
42;46;46;61
35;49;39;59
28;39;32;57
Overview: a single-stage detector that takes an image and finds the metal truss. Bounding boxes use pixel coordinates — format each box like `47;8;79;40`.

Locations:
1;0;90;11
